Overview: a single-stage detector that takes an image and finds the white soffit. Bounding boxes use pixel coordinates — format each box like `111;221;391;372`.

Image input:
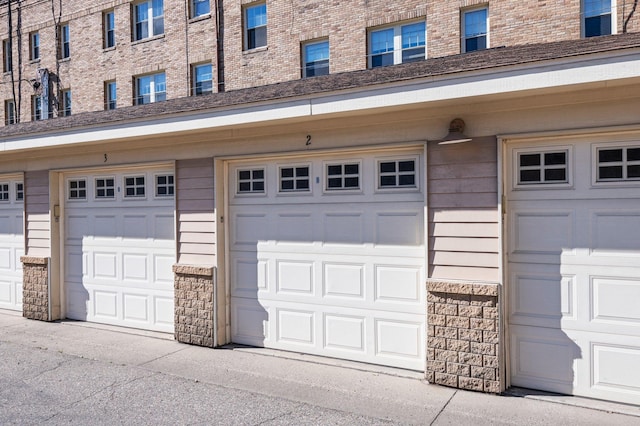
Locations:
1;49;640;153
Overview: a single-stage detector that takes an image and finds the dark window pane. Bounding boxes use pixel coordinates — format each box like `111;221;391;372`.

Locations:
281;180;293;191
126;177;134;186
399;161;415;172
380;175;396;186
344;177;359;188
371;52;393;68
157;176;166;185
281;168;293;178
97;189;105;197
158;187;167;195
380;162;395;173
520;170;541;182
627;148;640;161
253;181;264;191
520;154;540;167
239;182;250;192
599;149;623;163
328;165;342;176
296;180;309;190
344;164;359;175
167;186;174;195
296;167;309;177
239;170;250;180
599;166;623;179
544;152;566;166
585;15;611;37
126;188;135;196
545;169;566;181
628;165;640;178
402;47;424;63
399;175;415;186
253;170;264;180
328;177;342;188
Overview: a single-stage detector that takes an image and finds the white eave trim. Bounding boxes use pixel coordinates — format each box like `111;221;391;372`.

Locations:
2;49;640;153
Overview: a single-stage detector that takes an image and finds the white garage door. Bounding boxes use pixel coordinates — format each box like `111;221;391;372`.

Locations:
507;139;640;404
228;147;426;370
0;176;24;311
64;166;175;332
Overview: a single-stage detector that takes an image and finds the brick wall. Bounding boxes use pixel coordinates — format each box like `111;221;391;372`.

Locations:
21;256;49;321
426;280;501;394
173;264;215;348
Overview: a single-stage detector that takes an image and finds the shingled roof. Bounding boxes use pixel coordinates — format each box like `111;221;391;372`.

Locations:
2;32;640;139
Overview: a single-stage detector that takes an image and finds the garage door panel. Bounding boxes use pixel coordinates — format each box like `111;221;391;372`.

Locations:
591;211;640;253
123;254;148;281
93;290;118;319
277;308;315;346
324;263;365;299
0;248;12;269
276;213;313;242
592;343;640;398
375;211;423;246
276;260;314;295
123;293;149;322
94;252;118;279
232;298;269;344
323;212;364;243
232;213;268;245
591;276;640;327
123;215;147;239
510;210;575;256
153;214;175;240
324;314;366;353
375;265;421;304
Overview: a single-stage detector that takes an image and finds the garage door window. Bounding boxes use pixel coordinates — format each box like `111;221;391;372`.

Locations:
68;179;87;200
237;168;265;194
124;176;145;198
597;146;640;181
95;177;115;199
326;162;360;190
279;165;310;192
15;182;23;201
517;150;568;185
0;183;8;201
155;174;174;197
378;158;417;189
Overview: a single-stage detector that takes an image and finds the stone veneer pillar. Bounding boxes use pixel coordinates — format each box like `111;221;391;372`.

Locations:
21;256;50;321
173;265;215;347
426;280;501;393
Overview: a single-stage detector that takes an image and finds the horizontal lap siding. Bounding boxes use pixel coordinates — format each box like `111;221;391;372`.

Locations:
428;137;500;283
176;159;216;266
25;171;50;257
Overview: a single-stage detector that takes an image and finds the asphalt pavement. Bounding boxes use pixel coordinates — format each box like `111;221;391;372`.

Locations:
1;310;638;425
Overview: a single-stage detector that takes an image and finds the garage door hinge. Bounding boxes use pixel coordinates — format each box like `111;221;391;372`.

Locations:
220;216;224;223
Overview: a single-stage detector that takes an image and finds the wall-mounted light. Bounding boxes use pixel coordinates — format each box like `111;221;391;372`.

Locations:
437;118;472;145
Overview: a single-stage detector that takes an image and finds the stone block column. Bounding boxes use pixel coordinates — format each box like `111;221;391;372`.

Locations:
173;265;215;347
21;256;50;321
426;280;501;393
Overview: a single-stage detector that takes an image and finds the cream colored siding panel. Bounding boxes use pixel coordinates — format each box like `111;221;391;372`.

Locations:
178;242;216;255
430;222;500;238
429;162;497;179
430;265;501;282
24;171;50;257
429;237;500;253
431;251;498;268
179;221;216;233
429;177;497;194
428;193;497;208
430;208;498;223
180;232;216;244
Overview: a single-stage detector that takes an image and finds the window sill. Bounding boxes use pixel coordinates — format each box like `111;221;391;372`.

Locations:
131;34;165;46
58;57;70;63
29;58;40;64
189;13;211;23
243;45;268;55
103;46;116;53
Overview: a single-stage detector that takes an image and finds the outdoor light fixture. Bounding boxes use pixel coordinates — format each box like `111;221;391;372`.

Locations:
437;118;472;145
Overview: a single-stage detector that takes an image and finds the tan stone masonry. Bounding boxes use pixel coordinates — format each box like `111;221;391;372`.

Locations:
21;256;50;322
426;280;501;394
173;265;215;348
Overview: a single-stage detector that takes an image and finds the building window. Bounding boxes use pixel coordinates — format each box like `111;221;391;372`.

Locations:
95;177;115;199
30;32;39;61
134;0;164;41
32;96;43;121
462;7;488;52
61;90;71;116
279;165;310;192
326;162;360;190
244;3;267;50
0;183;8;201
3;39;12;72
378;159;417;188
584;0;612;37
68;179;87;200
135;72;166;105
155;174;174;197
105;81;117;110
303;40;329;77
59;23;70;59
192;63;213;95
597;146;640;181
191;0;210;18
124;176;145;197
4;99;16;125
237;168;265;193
15;182;24;201
104;10;115;48
369;21;425;68
518;151;568;184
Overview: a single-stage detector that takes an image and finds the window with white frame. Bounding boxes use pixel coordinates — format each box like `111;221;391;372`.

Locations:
237;168;265;193
302;40;329;77
583;0;612;37
596;146;640;181
2;39;11;72
191;0;210;18
95;177;115;199
104;10;115;48
32;95;43;121
155;174;174;196
59;23;70;59
124;176;145;197
15;182;24;201
193;63;213;95
378;158;417;189
68;179;87;200
517;150;568;184
134;0;164;41
135;72;166;105
462;7;488;52
0;183;8;201
61;89;71;116
105;80;116;110
5;99;16;125
279;165;310;192
30;32;39;61
244;3;267;50
369;21;425;68
326;162;360;190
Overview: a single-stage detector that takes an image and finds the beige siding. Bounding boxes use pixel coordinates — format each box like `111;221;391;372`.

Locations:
176;158;215;266
24;171;50;257
427;137;499;283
